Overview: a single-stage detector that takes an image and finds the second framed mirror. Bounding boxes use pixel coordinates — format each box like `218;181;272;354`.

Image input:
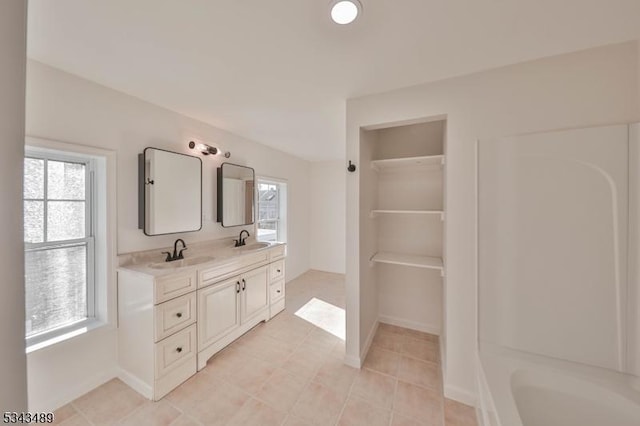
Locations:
217;163;255;227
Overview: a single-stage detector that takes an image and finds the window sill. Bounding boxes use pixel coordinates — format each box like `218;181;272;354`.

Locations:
26;319;110;354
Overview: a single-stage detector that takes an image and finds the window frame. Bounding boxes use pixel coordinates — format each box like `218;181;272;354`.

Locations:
256;177;287;243
24;148;98;347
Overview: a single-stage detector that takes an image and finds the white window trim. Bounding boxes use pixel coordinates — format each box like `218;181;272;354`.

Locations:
256;176;288;244
25;136;117;353
24;150;96;345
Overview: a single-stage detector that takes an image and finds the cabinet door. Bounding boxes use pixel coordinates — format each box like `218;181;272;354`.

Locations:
197;277;240;349
240;265;269;323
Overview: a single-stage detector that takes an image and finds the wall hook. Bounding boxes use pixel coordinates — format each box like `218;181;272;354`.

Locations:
347;161;356;172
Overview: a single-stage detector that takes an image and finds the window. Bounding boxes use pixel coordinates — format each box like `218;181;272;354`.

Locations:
23;150;96;345
257;179;287;243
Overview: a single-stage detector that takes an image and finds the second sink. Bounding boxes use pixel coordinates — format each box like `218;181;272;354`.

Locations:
234;242;270;252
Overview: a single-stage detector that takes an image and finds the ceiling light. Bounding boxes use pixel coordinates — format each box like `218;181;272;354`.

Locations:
330;0;361;25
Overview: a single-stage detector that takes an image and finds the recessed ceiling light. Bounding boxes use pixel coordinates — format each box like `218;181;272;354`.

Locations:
330;0;362;25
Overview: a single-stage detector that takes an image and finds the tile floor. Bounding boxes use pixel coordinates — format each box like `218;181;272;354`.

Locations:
53;270;477;426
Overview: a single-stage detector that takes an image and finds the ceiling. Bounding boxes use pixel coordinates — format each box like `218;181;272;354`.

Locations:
27;1;640;161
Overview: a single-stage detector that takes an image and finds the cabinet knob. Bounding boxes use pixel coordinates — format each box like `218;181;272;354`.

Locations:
277;269;281;273
176;347;183;353
176;312;182;318
276;290;281;293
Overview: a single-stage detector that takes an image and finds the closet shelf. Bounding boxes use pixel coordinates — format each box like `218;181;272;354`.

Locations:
370;252;444;276
370;210;444;220
371;155;445;171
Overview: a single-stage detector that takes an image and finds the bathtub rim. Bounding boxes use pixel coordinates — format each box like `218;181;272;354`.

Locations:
477;343;640;426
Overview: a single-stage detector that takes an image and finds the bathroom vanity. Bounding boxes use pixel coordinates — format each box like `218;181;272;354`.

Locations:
117;240;286;400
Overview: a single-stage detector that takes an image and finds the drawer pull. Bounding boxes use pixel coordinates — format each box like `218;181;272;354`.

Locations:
176;347;183;353
277;290;281;293
242;278;246;291
277;269;281;273
236;281;240;293
176;312;183;318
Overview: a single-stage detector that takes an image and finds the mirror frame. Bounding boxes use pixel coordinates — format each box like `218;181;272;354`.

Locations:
138;147;203;236
217;162;256;228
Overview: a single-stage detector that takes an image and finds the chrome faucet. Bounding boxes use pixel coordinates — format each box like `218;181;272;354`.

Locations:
163;239;188;262
235;230;250;247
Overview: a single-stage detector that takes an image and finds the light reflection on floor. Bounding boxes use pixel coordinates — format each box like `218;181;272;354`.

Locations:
294;297;345;340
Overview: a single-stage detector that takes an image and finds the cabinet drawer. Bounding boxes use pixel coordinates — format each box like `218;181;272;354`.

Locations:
270;279;285;303
199;251;268;288
154;293;196;342
270;260;285;283
199;260;241;287
242;251;270;270
270;245;286;261
155;271;197;304
155;324;197;379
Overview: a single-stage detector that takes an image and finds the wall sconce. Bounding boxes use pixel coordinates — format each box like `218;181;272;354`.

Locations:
188;141;231;158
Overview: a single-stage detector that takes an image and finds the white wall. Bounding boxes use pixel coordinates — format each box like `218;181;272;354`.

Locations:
356;129;380;363
26;60;310;278
346;41;640;404
25;60;311;410
0;0;28;412
309;161;346;274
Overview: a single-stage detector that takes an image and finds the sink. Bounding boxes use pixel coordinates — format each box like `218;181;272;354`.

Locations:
234;242;270;251
148;255;215;269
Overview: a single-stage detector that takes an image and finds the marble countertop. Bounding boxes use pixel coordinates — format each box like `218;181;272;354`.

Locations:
117;238;285;278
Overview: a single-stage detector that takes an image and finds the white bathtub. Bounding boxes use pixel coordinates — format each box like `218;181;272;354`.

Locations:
477;344;640;426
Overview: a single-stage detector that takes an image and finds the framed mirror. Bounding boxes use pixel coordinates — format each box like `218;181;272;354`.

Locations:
217;163;255;227
138;147;202;235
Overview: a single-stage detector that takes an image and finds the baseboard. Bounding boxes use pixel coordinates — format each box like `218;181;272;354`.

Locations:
359;319;379;366
378;315;441;336
32;367;119;412
307;266;346;275
344;320;379;368
439;335;446;371
475;352;498;426
475;406;485;426
444;384;477;407
118;369;152;400
343;354;361;368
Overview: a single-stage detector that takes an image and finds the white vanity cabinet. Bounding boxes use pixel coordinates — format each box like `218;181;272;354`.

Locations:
118;269;199;401
195;247;285;370
196;265;269;369
117;242;286;400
